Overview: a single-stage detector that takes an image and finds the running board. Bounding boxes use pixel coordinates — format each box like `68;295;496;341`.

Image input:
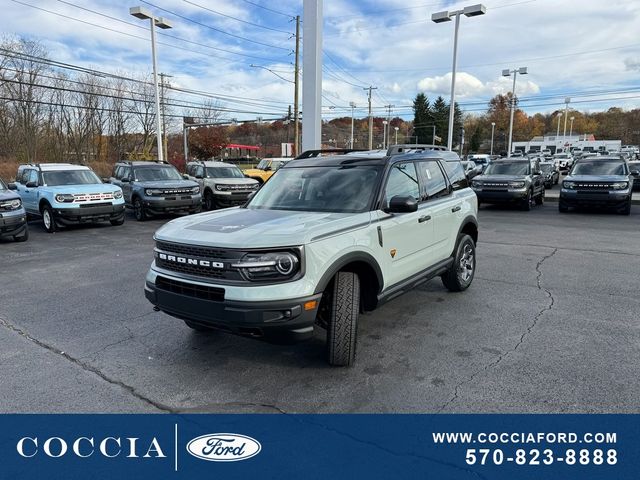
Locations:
377;258;454;306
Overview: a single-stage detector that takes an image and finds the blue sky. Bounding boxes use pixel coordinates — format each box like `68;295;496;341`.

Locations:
2;0;640;123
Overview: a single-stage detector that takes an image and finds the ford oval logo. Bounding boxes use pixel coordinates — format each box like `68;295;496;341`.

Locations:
186;433;261;462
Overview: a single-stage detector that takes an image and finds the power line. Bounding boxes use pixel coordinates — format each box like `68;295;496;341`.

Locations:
236;0;296;19
140;0;292;52
183;0;293;34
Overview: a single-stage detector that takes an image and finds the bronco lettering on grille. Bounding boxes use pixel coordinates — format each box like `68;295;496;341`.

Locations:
156;252;224;269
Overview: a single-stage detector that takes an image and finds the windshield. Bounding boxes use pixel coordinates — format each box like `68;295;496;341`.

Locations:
134;166;182;182
540;164;554;173
484;162;530;175
42;170;101;186
256;159;270;170
206;166;245;179
248;165;381;213
571;161;626;175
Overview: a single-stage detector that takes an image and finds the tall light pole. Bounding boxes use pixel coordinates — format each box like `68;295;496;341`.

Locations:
556;112;563;139
382;120;388;149
130;6;172;162
490;121;495;156
502;66;528;157
562;97;571;151
394;126;399;145
569;116;575;138
432;4;487;151
349;101;356;148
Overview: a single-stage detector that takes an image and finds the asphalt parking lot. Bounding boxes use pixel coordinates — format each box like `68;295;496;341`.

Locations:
1;205;639;414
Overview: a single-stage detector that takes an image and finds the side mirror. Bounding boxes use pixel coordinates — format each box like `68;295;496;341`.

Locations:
102;177;110;183
387;195;418;213
264;166;272;171
26;181;37;188
631;170;640;177
121;177;130;183
7;182;17;190
195;174;203;179
182;174;189;180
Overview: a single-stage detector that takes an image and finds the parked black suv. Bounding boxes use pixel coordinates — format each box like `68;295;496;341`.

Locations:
110;161;202;221
559;157;637;215
470;158;545;210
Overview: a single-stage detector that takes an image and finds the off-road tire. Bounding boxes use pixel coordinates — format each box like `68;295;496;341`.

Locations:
558;202;569;213
326;271;360;367
520;190;532;211
133;197;147;221
204;190;215;211
535;188;545;205
110;216;125;226
14;227;29;242
619;200;632;216
442;234;476;292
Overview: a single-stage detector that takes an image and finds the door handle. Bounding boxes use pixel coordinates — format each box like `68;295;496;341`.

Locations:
418;215;431;223
451;205;461;212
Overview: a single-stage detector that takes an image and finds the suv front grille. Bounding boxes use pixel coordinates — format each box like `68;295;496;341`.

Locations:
154;241;244;282
575;183;613;190
156;276;224;301
160;188;193;195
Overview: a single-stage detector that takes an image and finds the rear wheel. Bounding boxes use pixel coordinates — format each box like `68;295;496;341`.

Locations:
442;234;476;292
41;204;57;233
325;271;360;367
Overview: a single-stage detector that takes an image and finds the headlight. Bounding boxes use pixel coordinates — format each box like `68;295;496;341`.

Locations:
145;189;163;196
113;190;123;199
0;198;22;210
612;182;629;190
190;186;200;194
232;251;301;281
55;194;74;203
509;181;526;188
563;181;576;189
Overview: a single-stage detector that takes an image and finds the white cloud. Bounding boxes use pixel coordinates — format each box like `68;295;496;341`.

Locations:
417;72;540;99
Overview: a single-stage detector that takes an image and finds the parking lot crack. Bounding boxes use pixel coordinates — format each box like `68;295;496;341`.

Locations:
0;314;175;413
438;248;558;413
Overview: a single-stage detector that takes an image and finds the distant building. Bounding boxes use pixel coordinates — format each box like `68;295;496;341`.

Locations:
512;134;621;154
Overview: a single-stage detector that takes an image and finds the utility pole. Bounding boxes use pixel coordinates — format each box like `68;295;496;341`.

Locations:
293;15;300;156
384;104;394;149
159;73;172;162
364;86;377;150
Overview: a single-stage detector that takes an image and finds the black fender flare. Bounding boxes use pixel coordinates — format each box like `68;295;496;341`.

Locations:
314;251;384;295
454;215;479;251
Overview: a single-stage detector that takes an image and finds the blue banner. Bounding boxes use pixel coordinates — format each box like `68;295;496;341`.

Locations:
0;414;636;479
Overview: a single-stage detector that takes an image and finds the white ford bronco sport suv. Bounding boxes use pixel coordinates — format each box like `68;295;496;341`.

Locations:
145;148;478;366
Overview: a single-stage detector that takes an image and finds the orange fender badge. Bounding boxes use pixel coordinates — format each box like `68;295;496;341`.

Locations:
390;249;397;258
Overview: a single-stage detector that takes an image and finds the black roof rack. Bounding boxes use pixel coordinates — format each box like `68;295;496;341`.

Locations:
387;144;448;156
295;148;364;159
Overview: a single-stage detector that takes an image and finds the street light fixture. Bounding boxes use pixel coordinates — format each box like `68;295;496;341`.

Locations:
502;66;528;157
432;4;487;151
562;97;571;150
130;6;172;162
490;121;495;156
349;101;356;148
556;112;563;145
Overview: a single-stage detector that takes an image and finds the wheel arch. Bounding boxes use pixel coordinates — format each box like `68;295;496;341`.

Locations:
38;198;51;212
314;252;383;312
457;216;478;246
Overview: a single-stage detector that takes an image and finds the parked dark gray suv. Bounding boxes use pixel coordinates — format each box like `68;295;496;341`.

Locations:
470;158;545;210
560;156;638;215
0;178;28;242
110;161;202;221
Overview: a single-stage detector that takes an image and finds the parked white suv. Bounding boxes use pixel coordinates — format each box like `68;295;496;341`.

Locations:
145;150;479;366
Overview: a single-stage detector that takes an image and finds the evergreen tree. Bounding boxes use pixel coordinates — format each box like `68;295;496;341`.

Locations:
432;96;448;145
412;93;433;144
469;125;482;152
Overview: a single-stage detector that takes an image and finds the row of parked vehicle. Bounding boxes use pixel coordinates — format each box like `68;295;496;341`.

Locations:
0;158;293;243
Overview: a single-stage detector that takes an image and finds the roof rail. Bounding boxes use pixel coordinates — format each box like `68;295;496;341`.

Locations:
295;148;364;159
386;144;447;156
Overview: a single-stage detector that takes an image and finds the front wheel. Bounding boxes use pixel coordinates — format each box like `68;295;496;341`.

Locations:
559;201;569;213
520;190;532;211
535;187;545;205
133;198;147;221
41;205;57;233
619;201;632;216
325;271;360;367
442;234;476;292
110;216;125;226
204;190;216;211
14;226;29;242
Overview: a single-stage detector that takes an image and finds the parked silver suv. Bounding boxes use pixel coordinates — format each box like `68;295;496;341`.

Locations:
185;161;259;211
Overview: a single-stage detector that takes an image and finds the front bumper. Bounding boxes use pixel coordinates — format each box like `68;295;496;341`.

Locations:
142;195;202;214
0;209;27;237
559;190;631;208
473;189;529;203
213;191;254;207
145;274;322;342
54;203;125;224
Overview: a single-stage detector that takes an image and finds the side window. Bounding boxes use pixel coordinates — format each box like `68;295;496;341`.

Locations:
420;161;449;199
121;166;131;180
113;166;122;179
441;160;468;191
28;170;39;185
384;162;420;206
196;166;204;178
186;165;193;176
20;169;30;184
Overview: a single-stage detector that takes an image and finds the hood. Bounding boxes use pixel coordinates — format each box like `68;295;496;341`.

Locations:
208;178;259;186
154;207;372;248
243;168;268;175
42;183;122;194
564;174;628;182
134;180;198;189
0;190;21;202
